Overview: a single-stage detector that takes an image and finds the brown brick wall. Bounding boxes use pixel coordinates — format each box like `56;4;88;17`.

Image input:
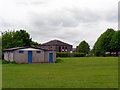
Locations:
44;51;56;63
14;50;28;63
39;45;72;52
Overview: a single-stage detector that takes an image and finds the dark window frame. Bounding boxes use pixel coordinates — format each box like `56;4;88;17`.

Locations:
19;51;24;54
36;51;41;54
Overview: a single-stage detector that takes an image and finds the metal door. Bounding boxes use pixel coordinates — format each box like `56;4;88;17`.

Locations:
49;53;53;63
28;51;32;63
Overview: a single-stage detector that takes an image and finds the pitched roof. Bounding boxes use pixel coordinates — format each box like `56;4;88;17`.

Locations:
3;46;54;51
40;40;72;46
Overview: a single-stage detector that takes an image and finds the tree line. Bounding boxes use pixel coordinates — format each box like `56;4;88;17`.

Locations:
93;28;120;56
76;28;120;56
1;28;120;56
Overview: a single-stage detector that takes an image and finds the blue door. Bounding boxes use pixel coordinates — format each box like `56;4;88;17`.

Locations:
49;53;53;63
28;51;32;63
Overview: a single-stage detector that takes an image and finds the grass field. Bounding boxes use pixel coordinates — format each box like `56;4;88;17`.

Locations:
2;57;118;88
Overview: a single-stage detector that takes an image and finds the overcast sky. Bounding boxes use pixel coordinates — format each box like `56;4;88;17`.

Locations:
0;0;119;48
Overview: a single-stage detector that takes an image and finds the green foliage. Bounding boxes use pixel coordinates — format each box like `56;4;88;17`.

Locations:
73;52;86;57
2;60;16;64
57;52;70;57
2;60;9;64
109;31;120;55
0;37;2;49
55;59;64;63
93;28;115;56
2;30;38;49
2;31;13;49
56;52;85;57
31;41;39;46
77;40;90;54
13;30;32;46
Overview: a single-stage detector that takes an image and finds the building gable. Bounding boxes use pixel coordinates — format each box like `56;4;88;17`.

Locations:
41;40;72;46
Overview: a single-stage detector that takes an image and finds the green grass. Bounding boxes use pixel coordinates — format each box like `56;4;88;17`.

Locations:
2;57;118;88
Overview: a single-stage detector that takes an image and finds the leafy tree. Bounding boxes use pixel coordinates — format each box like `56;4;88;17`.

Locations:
109;31;120;55
93;28;115;56
2;31;14;49
77;40;90;54
13;30;32;46
0;36;2;49
31;41;39;46
2;30;33;49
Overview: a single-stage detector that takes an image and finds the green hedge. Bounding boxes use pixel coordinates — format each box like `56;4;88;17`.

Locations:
56;52;85;57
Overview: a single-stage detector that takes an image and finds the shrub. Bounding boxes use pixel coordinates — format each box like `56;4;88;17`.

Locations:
2;60;16;64
73;52;85;57
55;59;64;63
56;52;85;57
2;60;10;64
10;61;16;64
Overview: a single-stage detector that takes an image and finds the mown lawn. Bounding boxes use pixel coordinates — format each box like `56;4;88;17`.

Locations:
2;57;118;88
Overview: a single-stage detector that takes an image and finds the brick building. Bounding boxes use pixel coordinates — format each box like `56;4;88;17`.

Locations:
37;40;72;52
3;47;56;64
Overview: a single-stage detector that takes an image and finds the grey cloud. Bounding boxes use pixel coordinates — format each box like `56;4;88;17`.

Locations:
31;7;117;31
0;18;12;28
16;0;51;6
16;2;43;6
70;8;101;22
1;0;118;48
119;2;120;29
28;6;117;48
105;8;117;22
69;7;117;23
30;10;79;28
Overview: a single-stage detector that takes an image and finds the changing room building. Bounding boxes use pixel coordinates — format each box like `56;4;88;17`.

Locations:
3;47;56;64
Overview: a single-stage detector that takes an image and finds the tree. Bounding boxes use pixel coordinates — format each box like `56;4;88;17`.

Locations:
2;30;14;49
13;30;32;46
93;28;115;56
2;30;33;49
77;40;90;54
31;41;39;46
109;31;120;55
0;36;2;49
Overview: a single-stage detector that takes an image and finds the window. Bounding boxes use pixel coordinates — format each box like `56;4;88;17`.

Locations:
65;46;67;49
36;51;41;54
19;51;24;53
7;51;12;53
10;51;13;53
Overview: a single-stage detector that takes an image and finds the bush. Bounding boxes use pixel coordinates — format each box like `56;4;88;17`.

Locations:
73;53;85;57
10;61;16;64
55;59;64;63
2;60;10;64
56;52;85;57
2;60;16;64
